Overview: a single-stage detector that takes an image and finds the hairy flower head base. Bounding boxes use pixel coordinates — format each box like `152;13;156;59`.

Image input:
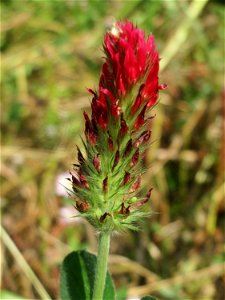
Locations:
68;21;166;232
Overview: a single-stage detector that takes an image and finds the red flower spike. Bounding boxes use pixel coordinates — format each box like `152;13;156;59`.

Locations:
68;21;166;232
107;131;114;151
123;171;131;185
123;139;133;157
134;130;151;147
119;114;129;136
77;146;85;165
103;176;108;193
93;153;101;173
130;149;139;166
112;150;120;170
103;22;159;98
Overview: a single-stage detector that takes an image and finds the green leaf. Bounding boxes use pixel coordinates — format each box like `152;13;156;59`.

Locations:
60;250;115;300
141;296;157;300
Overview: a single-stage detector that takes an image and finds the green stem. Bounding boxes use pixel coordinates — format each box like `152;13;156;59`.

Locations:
92;231;111;300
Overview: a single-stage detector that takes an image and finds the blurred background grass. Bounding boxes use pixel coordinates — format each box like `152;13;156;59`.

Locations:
0;0;224;299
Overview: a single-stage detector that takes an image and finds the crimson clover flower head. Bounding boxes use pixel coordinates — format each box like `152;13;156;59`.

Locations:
68;21;167;232
103;21;157;97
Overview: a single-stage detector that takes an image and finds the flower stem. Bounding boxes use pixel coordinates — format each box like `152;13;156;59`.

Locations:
92;231;111;300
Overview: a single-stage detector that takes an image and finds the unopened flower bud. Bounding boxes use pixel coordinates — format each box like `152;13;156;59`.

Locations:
133;105;147;130
76;200;90;212
84;111;97;145
93;153;101;173
78;172;89;189
131;85;144;114
119;114;129;136
103;176;108;193
134;130;151;147
123;171;131;185
130;149;139;166
77;146;85;165
119;202;130;215
100;212;112;222
108;132;114;151
129;188;153;210
130;174;141;192
123;139;133;157
112;150;120;170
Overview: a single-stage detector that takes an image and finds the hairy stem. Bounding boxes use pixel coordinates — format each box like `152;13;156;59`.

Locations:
92;231;111;300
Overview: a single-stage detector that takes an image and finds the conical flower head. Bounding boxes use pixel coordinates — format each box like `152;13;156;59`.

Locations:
68;21;166;232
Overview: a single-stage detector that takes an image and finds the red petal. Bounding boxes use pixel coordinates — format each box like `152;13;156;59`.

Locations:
159;83;167;90
131;84;145;114
84;111;97;145
133;105;147;130
120;114;129;136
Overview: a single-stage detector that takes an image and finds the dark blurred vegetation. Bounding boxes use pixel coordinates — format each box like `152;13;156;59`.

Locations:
1;0;224;299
